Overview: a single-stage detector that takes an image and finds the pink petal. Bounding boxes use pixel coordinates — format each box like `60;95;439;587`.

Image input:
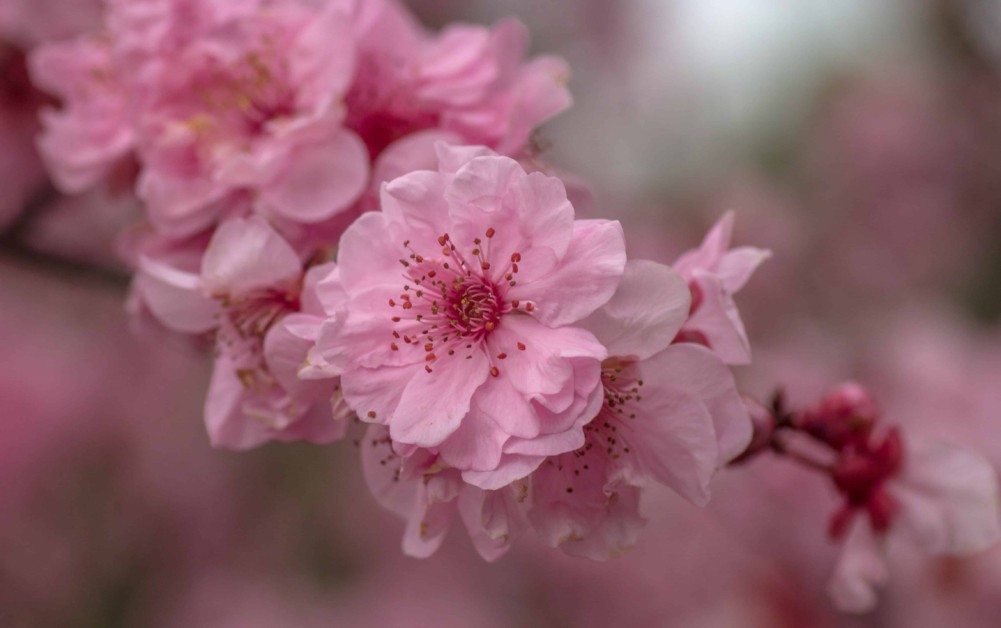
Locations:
436;406;508;474
639;344;751;464
389;348;490;447
299;262;338;316
488;314;605;397
138;160;230;238
290;2;355;112
470;374;542;440
581;259;691;360
402;474;460;558
673;211;734;277
360;425;417;518
623;379;718;506
827;519;888;613
260;129;369;224
457;486;521;562
341;364;418;427
528;458;645;561
444;154;523;216
136;255;219;334
511;219;626;328
380;169;453;245
447;158;573;285
717;246;771;294
682;272;752;365
462;454;546;490
494;55;572;155
203;357;272;450
335;211;410;296
416;26;497;107
434;142;497;174
372;131;463;190
315;285;427;369
893;435;1001;555
262;319;334;402
200;216;301;295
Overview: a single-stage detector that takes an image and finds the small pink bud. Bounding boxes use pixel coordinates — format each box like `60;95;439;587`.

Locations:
795;382;880;450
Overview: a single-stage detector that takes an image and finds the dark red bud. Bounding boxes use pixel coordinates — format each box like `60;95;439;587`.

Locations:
796;382;880;450
866;485;900;533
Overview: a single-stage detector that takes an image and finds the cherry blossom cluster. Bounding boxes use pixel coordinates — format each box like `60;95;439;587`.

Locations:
739;385;1001;612
25;0;1000;612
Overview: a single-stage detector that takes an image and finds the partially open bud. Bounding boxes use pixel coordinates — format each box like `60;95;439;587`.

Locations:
795;382;879;450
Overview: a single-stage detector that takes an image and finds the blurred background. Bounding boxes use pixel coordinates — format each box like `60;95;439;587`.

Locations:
3;0;1001;626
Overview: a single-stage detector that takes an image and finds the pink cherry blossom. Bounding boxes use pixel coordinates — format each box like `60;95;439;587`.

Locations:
344;0;571;157
315;143;626;487
828;433;1001;612
137;216;345;448
524;260;751;560
30;0;369;236
133;0;367;236
673;211;770;365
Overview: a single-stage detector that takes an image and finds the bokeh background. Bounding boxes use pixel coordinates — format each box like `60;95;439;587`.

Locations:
3;0;1001;626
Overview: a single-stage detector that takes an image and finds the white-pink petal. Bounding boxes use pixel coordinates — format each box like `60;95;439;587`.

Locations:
581;259;691;360
511;219;626;328
200;216;301;295
827;519;888;613
893;436;1001;555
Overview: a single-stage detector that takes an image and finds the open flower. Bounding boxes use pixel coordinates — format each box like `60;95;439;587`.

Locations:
134;0;368;236
345;0;570;157
31;0;369;236
136;216;345;448
673;211;770;365
315;143;626;487
525;260;752;560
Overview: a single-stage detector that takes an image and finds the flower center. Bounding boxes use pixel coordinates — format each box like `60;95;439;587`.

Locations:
545;361;648;495
387;228;535;374
184;49;297;146
444;275;504;337
584;360;644;458
221;286;300;339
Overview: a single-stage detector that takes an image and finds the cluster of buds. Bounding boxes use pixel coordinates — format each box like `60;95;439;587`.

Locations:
737;384;1000;612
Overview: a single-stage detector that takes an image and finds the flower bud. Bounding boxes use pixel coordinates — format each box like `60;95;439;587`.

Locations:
796;382;879;450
